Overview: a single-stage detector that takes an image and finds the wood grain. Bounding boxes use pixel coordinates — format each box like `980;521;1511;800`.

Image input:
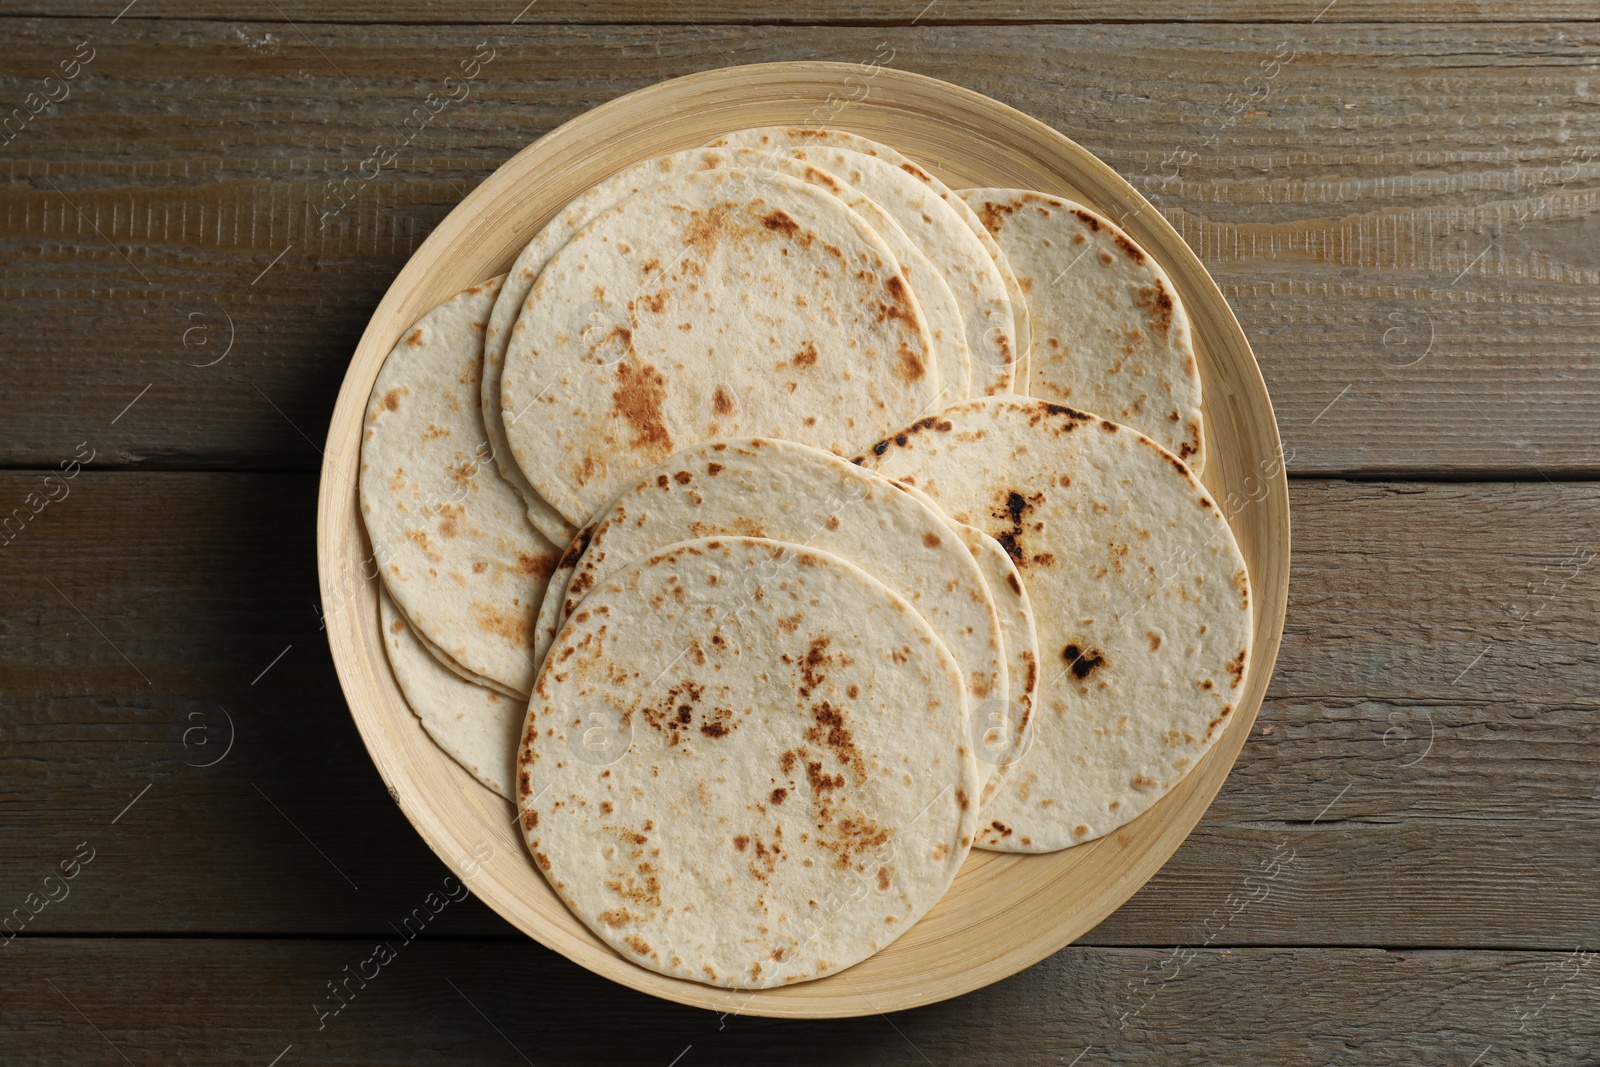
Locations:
1;20;1596;473
6;940;1598;1065
7;2;1599;24
4;474;1595;949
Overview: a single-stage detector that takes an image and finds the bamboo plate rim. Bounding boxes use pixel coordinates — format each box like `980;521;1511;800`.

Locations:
317;61;1290;1019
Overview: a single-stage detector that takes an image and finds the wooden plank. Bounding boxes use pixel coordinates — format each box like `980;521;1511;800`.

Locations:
0;20;1596;474
5;940;1598;1063
6;2;1599;24
2;472;1596;946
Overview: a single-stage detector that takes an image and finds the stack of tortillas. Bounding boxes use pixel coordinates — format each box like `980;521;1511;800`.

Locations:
357;127;1250;990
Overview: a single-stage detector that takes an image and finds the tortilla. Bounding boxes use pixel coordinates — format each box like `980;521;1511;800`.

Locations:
379;586;521;799
552;437;1008;786
888;478;1041;805
487;149;968;524
484;150;761;545
359;275;560;697
499;166;939;526
530;521;593;680
519;536;977;988
958;188;1205;470
856;397;1252;852
710;127;1032;389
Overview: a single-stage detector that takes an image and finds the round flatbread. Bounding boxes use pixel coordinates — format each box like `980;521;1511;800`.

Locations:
889;478;1042;808
958;189;1204;470
360;276;561;697
485;150;775;544
499;167;939;526
710;130;1019;393
856;397;1252;852
710;126;1032;388
379;586;522;799
552;437;1008;787
487;148;968;535
519;536;978;988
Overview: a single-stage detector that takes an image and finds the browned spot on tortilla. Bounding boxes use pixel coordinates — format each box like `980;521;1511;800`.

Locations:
682;202;735;257
612;362;673;458
471;560;487;574
882;275;916;326
1131;775;1158;790
624;935;652;956
1148;630;1163;651
1072;209;1103;232
534;850;552;870
516;551;554;578
558;525;594;569
780;749;797;774
806;702;865;784
438;514;459;538
404;328;424;348
922;531;941;548
932;843;949;860
642;257;661;274
793;341;818;368
762;209;800;238
712;386;735;415
805;760;844;794
1227;650;1247;687
733;834;750;851
1113;232;1147;264
876;867;892;891
1101;420;1119;433
825;514;840;530
599;908;632;927
990;820;1013;838
1073;824;1091;838
638;290;667;314
1133;279;1175;336
1006;572;1023;595
474;602;532;648
674;470;692;485
955;788;969;810
1063;644;1106;680
707;462;723;476
975;198;1019;235
896;343;926;383
382;388;404;411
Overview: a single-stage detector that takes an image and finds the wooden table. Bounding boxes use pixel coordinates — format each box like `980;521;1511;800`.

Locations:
3;3;1597;1063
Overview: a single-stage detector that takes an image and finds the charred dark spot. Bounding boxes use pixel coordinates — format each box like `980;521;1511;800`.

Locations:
1113;232;1146;264
1063;644;1107;680
872;440;890;456
770;787;787;804
1071;208;1103;232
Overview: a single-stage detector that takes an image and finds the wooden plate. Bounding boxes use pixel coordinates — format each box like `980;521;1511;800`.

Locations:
317;62;1289;1019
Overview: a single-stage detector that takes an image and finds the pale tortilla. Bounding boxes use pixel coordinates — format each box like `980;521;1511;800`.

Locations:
552;437;1008;786
359;275;561;698
520;536;977;988
710;127;1032;389
709;132;1014;390
890;479;1042;807
499;167;939;525
958;188;1205;471
856;398;1252;852
379;586;521;799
